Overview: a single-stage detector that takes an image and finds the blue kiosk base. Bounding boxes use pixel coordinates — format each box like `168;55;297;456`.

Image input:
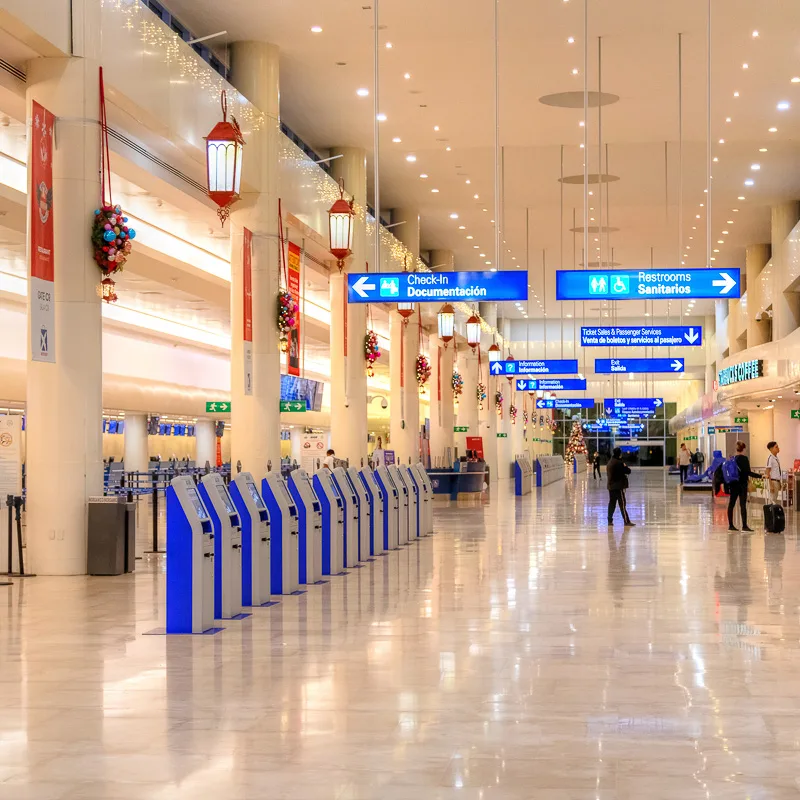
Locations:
143;626;225;636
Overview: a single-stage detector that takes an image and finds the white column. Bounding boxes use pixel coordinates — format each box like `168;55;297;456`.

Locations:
195;419;216;468
329;148;368;466
25;1;102;575
771;401;799;472
771;202;800;341
229;42;281;477
123;413;148;473
429;335;455;467
455;346;479;457
747;407;774;464
477;303;499;483
389;207;421;463
746;244;770;347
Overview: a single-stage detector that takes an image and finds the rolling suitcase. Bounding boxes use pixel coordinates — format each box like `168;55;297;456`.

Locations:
764;503;785;533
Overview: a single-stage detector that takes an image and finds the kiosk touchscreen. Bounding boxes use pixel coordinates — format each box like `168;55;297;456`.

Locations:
261;473;300;595
199;473;243;620
313;469;345;575
411;463;434;535
166;476;215;634
288;468;323;584
359;468;385;557
230;472;272;606
347;466;372;561
331;467;360;568
388;464;412;544
374;466;400;551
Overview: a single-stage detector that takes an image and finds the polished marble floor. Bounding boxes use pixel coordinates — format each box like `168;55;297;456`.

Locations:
3;470;800;799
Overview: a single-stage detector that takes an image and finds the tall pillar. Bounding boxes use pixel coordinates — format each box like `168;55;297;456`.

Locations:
329;148;368;466
123;413;149;473
195;419;216;468
455;346;479;457
747;407;774;462
389;207;421;463
429;335;455;466
771;202;800;341
746;244;771;346
715;301;728;362
229;42;281;477
25;1;103;575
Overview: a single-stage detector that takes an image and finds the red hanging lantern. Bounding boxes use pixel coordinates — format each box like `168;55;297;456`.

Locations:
505;354;515;384
488;343;501;363
97;277;118;304
397;302;415;324
437;303;455;346
466;314;481;349
328;178;355;271
205;90;245;227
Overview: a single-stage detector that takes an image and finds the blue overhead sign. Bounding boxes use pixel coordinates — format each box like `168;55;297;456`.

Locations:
490;359;578;377
581;326;702;347
604;398;664;417
556;268;741;300
346;270;527;303
595;358;684;374
516;378;588;392
535;398;595;410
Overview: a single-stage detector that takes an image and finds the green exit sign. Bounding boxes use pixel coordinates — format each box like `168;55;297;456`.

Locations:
791;410;800;420
280;400;306;413
497;433;508;439
454;426;469;433
205;401;231;413
734;416;749;424
685;436;697;440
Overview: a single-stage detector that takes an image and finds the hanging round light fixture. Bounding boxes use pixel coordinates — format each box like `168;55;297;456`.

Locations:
205;90;245;226
488;343;502;363
466;314;481;349
328;178;356;271
437;303;455;346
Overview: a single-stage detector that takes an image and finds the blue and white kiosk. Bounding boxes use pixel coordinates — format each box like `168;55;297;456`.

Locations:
287;468;323;584
331;466;360;568
373;466;400;551
199;473;243;620
409;463;433;536
400;464;422;540
347;466;371;561
166;475;216;634
229;472;272;606
358;468;385;557
261;472;300;595
389;464;414;542
313;469;345;575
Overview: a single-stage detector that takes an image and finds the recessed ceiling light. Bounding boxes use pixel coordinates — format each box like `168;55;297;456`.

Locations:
727;220;734;224
742;63;749;69
445;146;452;151
405;154;416;162
717;239;724;244
404;72;411;80
466;235;474;239
579;120;585;127
696;214;701;219
357;88;369;97
419;173;428;179
473;245;479;249
450;213;459;219
485;261;492;265
759;147;768;152
734;91;740;97
458;225;466;229
744;179;754;186
567;36;575;43
718;138;725;144
572;68;579;75
466;179;471;185
751;163;760;170
722;230;729;234
311;25;323;33
733;208;739;211
752;30;759;37
710;257;716;261
738;195;746;200
392;137;401;143
385;42;393;49
713;157;719;162
725;117;731;123
431;188;439;193
479;253;485;257
769;127;778;132
713;249;720;253
778;101;791;110
376;113;387;121
433;125;440;131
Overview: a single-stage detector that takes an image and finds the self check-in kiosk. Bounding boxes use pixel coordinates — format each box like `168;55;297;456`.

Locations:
347;466;371;561
199;473;243;620
400;464;421;540
331;467;360;568
229;472;271;606
288;468;323;584
388;464;413;543
359;468;385;557
410;464;433;536
261;473;300;595
313;469;345;575
166;476;215;634
375;466;401;549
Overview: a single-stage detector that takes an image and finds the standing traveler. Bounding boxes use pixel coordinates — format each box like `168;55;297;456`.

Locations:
724;441;760;532
607;447;634;526
592;451;602;480
678;443;692;484
765;441;782;503
323;449;336;470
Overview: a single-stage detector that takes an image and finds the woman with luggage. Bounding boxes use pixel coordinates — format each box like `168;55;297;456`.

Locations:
724;441;760;532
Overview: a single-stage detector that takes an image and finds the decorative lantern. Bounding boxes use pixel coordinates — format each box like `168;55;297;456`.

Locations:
505;354;515;384
205;90;245;226
437;303;455;346
328;177;355;271
466;314;481;349
488;343;502;363
97;277;118;304
397;301;415;324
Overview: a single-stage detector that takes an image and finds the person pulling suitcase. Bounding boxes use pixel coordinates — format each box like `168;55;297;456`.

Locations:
764;441;785;534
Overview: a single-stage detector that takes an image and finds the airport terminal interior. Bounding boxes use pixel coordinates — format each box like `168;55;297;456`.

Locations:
3;0;800;796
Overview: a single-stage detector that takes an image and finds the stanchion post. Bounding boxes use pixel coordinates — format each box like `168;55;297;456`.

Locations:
6;495;12;577
145;471;165;554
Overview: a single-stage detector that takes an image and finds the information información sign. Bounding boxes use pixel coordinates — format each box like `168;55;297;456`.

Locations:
718;359;764;386
516;378;588;392
581;325;702;347
347;270;527;303
556;268;741;300
595;358;684;374
536;398;595;410
604;398;664;417
490;359;578;376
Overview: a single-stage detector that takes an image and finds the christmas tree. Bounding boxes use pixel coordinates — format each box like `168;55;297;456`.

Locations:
565;420;588;464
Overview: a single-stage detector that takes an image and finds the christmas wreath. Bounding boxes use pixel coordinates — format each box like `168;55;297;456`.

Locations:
364;330;381;377
509;404;518;424
477;382;487;410
495;390;504;416
416;353;431;390
452;370;464;402
277;290;299;353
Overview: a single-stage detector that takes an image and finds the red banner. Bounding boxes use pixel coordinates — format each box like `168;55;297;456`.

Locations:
466;436;484;460
242;228;253;394
287;242;301;377
30;100;55;363
437;347;442;401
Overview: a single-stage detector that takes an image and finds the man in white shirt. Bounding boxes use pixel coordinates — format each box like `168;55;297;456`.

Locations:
765;441;782;502
323;449;336;470
678;443;692;484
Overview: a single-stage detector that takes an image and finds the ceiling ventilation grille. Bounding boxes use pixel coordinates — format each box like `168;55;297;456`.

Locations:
0;59;25;83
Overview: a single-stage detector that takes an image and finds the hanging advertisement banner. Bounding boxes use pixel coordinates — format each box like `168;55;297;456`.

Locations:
287;242;301;377
243;227;253;395
29;100;55;364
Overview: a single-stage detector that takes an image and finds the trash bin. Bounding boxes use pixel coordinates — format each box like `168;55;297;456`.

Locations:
87;496;136;575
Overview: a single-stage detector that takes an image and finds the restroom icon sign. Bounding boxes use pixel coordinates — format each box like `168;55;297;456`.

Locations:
610;274;630;295
588;274;609;295
380;277;400;297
